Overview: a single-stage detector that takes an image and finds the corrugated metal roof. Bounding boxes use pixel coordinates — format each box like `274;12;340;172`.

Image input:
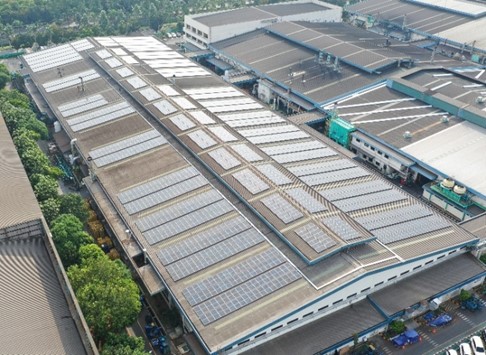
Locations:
0;237;87;354
0;118;43;229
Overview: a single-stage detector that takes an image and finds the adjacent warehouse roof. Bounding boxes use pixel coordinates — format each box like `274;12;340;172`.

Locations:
210;21;457;105
22;37;477;353
0;118;95;354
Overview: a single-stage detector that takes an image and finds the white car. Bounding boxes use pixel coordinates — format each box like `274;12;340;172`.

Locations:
471;335;486;355
447;350;458;355
461;343;473;355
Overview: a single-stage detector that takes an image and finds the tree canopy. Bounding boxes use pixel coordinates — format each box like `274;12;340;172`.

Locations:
50;214;94;266
101;333;149;355
68;245;141;342
59;193;89;224
0;64;10;90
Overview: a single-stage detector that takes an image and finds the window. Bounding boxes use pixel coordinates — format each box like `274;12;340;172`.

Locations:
238;340;250;346
303;312;313;318
255;333;266;339
375;281;384;287
425;260;433;265
368;157;373;162
437;255;445;260
361;287;370;293
271;325;283;332
401;270;409;276
375;162;381;167
449;250;457;255
388;276;397;281
347;293;357;299
203;33;208;38
378;151;383;155
356;138;361;143
413;265;421;270
384;154;389;159
364;143;369;148
371;146;375;151
287;319;298;325
318;305;328;311
333;299;343;305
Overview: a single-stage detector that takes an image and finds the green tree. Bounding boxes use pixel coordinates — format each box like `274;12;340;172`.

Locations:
101;333;149;355
68;245;141;342
59;193;89;224
40;197;61;225
51;214;94;266
0;72;10;90
33;174;59;201
459;289;472;302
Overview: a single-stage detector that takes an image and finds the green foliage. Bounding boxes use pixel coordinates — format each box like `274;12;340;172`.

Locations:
40;197;61;224
101;333;149;355
68;246;141;342
79;243;105;263
0;101;48;139
459;289;472;302
59;193;89;224
33;174;59;201
0;64;10;90
388;320;406;336
480;253;486;264
0;89;31;109
51;214;94;266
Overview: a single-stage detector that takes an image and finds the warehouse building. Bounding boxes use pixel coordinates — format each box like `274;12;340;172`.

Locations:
20;37;485;354
0;116;96;354
184;0;342;49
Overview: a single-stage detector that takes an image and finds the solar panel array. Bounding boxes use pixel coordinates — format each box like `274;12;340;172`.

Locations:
158;216;251;265
154;100;178;116
116;67;134;78
233;169;270;195
164;229;264;281
256;164;293;185
172;97;196;110
188;111;216;125
187;130;217;149
285;188;327;213
105;57;123;68
89;130;166;167
273;148;336;164
230;144;263;162
247;131;309;144
333;189;407;212
261;140;327;156
208;148;241;170
355;204;433;231
127;76;147;89
208;126;238;142
70;39;94;52
261;193;303;224
300;166;370;186
23;44;83;72
43;69;100;93
169;114;196;131
322;216;364;241
374;215;451;244
295;223;337;253
238;125;300;138
139;87;161;101
96;49;112;59
183;248;286;306
288;159;356;177
193;262;301;325
158;85;180;97
318;180;391;201
226;116;285;128
67;101;135;132
58;94;107;117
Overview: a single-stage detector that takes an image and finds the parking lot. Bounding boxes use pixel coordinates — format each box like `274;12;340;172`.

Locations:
370;295;486;355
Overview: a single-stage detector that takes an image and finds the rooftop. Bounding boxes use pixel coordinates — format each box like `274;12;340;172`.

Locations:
21;36;478;353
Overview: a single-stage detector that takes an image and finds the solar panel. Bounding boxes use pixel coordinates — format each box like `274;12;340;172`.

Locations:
226;116;285;128
172;97;196;110
127;76;147;89
333;189;407;213
248;131;309;145
43;69;100;93
158;85;180;97
238;125;300;138
230;144;263;162
158;216;251;265
118;167;198;204
105;57;123;68
289;159;356;177
321;216;363;241
139;87;161;101
318;180;391;202
217;111;274;122
123;175;208;214
183;248;286;306
188;90;244;100
94;136;166;167
116;67;134;78
184;86;239;95
208;148;241;170
273;149;336;164
261;194;303;224
285;188;327;213
208;126;238;142
300;166;370;186
374;215;451;244
256;164;293;185
193;263;301;325
96;49;112;59
153;100;177;116
355;204;433;231
295;223;337;253
70;39;94;51
58;94;107;117
199;98;256;108
24;44;83;72
261;140;326;156
112;48;127;55
121;55;139;64
187;130;217;149
207;103;263;113
67;102;135;132
188;111;216;125
136;189;222;232
169;114;196;131
165;229;264;282
143;199;234;244
232;169;270;195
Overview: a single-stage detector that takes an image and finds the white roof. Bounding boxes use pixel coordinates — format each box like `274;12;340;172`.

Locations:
435;17;486;51
410;0;486;16
402;121;486;197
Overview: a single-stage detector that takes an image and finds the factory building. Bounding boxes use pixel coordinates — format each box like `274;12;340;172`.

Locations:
20;35;486;354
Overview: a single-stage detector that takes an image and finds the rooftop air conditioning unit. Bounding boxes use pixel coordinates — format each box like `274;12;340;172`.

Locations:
403;131;412;139
440;115;449;123
476;96;485;104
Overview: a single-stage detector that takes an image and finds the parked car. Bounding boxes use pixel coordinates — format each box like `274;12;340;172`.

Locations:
429;313;453;327
392;329;421;348
460;343;473;355
447;350;458;355
471;335;486;355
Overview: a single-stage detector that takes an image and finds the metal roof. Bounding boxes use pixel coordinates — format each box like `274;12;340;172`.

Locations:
21;36;478;353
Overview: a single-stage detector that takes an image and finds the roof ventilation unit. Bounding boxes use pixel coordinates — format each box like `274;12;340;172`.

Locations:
476;96;485;104
441;178;455;190
453;185;467;195
440;115;449;123
403;131;412;140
